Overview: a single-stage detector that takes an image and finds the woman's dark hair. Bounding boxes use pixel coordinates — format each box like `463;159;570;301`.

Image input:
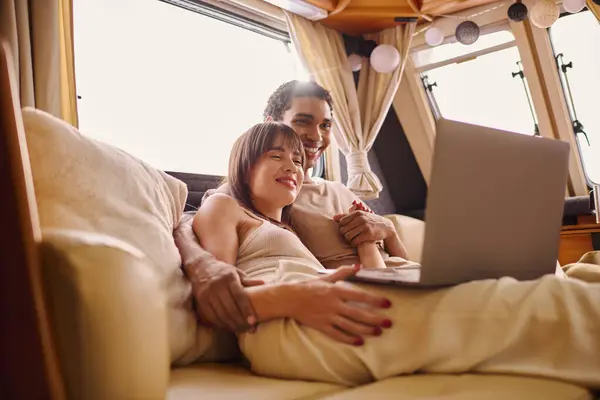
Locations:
226;122;304;226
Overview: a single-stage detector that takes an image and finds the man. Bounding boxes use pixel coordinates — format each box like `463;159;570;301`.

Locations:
174;80;406;337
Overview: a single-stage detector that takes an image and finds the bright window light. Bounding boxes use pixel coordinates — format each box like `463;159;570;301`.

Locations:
74;0;306;176
424;46;538;135
550;10;600;185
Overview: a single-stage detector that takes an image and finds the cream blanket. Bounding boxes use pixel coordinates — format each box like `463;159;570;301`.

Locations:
563;251;600;283
239;261;600;389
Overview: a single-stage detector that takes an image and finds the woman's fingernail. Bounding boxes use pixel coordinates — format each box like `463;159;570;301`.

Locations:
353;337;364;346
373;327;382;336
247;316;256;325
381;319;393;328
381;299;392;308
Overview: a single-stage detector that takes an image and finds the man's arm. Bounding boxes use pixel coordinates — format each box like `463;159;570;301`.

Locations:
173;211;261;332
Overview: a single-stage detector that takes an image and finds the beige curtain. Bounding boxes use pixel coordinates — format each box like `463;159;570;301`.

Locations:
588;0;600;21
285;11;415;200
0;0;78;126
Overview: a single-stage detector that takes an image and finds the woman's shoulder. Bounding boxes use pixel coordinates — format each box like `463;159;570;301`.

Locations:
199;193;243;219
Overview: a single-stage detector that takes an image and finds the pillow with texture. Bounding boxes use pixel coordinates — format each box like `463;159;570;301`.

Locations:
22;107;198;363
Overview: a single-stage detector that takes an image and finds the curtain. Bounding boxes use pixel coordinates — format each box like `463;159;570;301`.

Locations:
0;0;78;126
588;0;600;21
285;11;415;199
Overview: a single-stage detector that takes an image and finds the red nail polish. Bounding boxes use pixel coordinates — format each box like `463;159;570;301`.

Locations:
373;327;382;336
353;338;364;346
381;319;393;328
381;299;392;308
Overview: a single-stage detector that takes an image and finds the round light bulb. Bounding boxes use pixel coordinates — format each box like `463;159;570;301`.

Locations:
370;44;401;74
425;27;444;47
455;21;480;45
562;0;586;14
530;0;560;28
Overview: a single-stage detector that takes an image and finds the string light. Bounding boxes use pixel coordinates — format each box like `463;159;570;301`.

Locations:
415;0;573;48
413;1;507;37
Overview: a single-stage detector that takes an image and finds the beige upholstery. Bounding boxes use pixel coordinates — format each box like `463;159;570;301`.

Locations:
319;374;594;400
23;107;198;364
385;214;425;263
39;225;595;399
168;363;343;400
40;229;170;400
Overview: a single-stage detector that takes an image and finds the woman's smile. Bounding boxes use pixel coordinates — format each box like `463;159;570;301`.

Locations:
275;176;298;190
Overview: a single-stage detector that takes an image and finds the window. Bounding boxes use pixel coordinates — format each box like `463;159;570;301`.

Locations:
74;0;308;176
414;30;539;136
549;10;600;185
412;29;515;69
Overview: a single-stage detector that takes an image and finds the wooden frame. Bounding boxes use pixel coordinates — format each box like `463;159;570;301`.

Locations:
510;13;588;197
0;41;65;399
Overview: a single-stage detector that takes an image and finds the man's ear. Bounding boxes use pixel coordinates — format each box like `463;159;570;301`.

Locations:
264;115;274;122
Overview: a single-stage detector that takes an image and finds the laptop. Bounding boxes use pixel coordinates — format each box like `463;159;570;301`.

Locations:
347;119;570;287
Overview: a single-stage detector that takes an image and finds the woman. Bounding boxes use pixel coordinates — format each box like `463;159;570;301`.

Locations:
193;122;600;388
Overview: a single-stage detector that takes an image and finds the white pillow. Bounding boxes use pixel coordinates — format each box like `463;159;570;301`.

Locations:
23;107;195;363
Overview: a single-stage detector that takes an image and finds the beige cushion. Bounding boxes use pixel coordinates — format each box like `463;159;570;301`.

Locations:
168;363;344;400
384;214;425;263
319;374;593;400
40;229;170;400
23;108;194;363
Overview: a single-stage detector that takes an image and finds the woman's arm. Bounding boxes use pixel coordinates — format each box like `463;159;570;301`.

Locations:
244;266;393;345
193;193;240;265
192;194;265;330
350;201;387;268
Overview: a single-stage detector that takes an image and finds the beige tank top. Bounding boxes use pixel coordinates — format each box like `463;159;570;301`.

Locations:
236;211;325;283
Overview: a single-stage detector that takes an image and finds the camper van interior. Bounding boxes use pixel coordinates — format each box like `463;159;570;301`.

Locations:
2;0;600;399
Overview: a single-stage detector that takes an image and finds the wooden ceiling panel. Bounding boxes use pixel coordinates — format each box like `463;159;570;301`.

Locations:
297;0;503;35
420;0;495;16
304;0;337;12
320;0;416;35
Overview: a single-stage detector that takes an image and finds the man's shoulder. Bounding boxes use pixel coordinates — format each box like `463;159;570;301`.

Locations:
317;179;356;198
304;178;348;191
295;179;357;210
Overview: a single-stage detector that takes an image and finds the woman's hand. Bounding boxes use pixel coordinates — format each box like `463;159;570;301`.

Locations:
285;265;393;345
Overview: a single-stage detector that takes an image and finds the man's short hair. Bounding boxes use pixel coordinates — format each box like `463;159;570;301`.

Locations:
263;80;334;121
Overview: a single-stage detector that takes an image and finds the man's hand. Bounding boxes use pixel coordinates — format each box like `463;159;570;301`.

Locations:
333;210;395;247
188;261;263;332
174;213;263;332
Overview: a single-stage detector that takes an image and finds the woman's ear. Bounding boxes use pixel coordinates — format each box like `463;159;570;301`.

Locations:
264;115;274;122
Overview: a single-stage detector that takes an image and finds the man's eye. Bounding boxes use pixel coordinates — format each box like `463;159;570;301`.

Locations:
294;159;303;165
295;120;309;125
271;155;281;160
320;123;331;129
